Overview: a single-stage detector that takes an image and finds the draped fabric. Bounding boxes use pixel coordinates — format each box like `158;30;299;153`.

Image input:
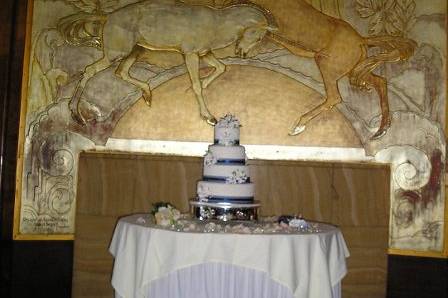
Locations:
115;263;342;298
110;214;349;298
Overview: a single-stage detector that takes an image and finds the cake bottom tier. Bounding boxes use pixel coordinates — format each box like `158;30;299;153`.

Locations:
197;181;254;203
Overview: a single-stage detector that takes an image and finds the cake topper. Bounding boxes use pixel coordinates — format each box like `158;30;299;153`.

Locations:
215;114;241;146
216;114;241;129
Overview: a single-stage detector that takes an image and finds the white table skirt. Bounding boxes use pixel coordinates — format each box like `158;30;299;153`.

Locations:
110;214;349;298
114;262;342;298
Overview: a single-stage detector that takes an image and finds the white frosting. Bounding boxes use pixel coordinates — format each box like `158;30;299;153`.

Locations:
207;145;246;161
214;127;239;146
204;164;250;180
197;181;254;201
196;115;255;204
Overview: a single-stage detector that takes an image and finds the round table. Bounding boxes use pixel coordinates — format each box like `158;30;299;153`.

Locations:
109;214;349;298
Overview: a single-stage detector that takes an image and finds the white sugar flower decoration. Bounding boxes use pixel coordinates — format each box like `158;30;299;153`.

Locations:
197;184;211;199
204;151;217;166
226;169;248;184
217;114;240;129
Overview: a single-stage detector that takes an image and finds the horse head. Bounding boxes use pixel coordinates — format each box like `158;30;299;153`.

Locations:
235;23;277;58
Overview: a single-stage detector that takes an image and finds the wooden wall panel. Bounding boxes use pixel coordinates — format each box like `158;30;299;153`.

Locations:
72;153;389;298
333;166;390;227
250;161;334;218
76;153;202;216
332;165;390;298
72;215;117;297
73;153;203;297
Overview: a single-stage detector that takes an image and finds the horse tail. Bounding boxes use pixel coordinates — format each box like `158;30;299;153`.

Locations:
57;13;107;49
350;36;417;90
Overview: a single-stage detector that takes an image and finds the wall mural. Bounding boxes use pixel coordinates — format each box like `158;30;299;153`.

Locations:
16;0;446;253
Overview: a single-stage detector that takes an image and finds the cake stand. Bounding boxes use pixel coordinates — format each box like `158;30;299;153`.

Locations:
190;200;261;221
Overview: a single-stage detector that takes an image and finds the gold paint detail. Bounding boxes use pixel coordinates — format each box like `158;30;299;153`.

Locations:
13;0;35;240
62;0;278;126
388;248;448;259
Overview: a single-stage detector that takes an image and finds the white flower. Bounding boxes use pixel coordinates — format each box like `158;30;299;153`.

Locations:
204;151;217;166
154;204;182;226
157;207;170;216
158;218;171;227
155;212;170;226
225;169;248;184
216;114;240;129
197;185;210;199
171;208;181;221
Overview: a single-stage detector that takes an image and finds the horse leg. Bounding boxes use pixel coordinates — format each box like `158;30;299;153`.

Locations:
363;72;391;139
185;53;217;125
201;52;226;89
115;47;152;107
69;56;111;124
290;54;343;135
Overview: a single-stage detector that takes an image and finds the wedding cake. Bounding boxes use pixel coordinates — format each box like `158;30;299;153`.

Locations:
190;115;260;221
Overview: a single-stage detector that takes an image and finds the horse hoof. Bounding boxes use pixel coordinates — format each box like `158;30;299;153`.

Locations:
206;117;217;126
371;121;391;140
370;128;387;140
143;94;152;107
289;125;306;136
201;115;217;126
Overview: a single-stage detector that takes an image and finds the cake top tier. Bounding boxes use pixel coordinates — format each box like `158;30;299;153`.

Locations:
214;114;240;146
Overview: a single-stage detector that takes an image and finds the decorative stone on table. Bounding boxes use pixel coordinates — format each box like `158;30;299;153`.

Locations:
148;213;321;234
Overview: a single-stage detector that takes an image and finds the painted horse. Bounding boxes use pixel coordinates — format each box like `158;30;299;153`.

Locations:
253;0;417;139
60;0;277;125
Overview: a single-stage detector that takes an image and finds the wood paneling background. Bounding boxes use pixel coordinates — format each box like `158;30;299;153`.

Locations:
72;152;390;298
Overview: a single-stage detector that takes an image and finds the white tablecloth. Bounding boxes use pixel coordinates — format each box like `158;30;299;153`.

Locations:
109;214;349;298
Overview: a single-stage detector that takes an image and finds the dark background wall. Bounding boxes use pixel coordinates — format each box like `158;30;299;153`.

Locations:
0;1;446;297
0;0;73;297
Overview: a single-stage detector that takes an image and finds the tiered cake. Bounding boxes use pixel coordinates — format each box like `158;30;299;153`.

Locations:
190;115;260;221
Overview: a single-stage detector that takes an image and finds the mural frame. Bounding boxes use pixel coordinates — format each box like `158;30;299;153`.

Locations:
13;0;72;241
12;0;448;257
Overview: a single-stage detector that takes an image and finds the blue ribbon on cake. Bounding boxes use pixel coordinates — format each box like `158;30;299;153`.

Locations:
214;139;240;145
203;176;250;183
216;159;245;165
208;196;254;203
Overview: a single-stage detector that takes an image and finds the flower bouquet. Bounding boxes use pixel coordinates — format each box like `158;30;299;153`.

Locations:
151;202;181;227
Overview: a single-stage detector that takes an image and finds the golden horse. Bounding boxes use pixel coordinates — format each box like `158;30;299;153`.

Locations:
253;0;417;139
60;0;277;126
